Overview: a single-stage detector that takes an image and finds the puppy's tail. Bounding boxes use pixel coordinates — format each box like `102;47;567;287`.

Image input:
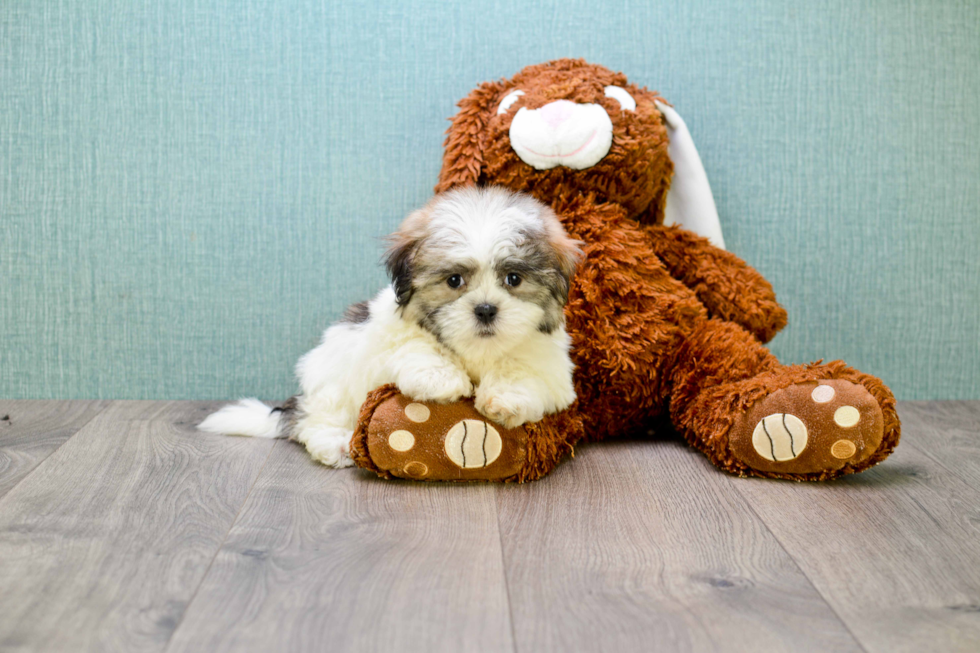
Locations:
198;398;292;439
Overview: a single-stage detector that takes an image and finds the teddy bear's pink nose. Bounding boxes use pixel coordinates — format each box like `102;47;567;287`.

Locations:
537;100;576;130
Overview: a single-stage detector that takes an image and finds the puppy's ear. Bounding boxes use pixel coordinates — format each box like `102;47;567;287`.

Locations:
541;207;584;283
538;206;585;306
384;208;430;306
435;80;507;194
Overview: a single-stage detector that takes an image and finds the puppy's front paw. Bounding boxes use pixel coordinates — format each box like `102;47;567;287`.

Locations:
304;429;355;468
399;366;474;404
476;389;544;429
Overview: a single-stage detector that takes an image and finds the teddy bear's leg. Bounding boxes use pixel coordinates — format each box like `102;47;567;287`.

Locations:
665;318;900;480
349;385;584;482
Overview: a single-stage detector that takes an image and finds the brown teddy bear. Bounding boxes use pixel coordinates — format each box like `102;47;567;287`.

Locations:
350;59;900;482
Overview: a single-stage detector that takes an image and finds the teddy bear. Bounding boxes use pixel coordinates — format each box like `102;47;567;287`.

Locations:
349;59;900;482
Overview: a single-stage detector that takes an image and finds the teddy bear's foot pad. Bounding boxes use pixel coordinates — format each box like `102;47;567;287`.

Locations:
729;379;884;474
362;394;527;481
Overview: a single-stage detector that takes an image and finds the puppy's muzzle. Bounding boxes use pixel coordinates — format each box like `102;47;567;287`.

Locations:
474;303;498;325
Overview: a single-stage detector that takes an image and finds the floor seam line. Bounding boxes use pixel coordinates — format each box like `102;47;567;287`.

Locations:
162;437;279;652
727;479;871;653
494;486;520;653
0;399;114;503
901;423;979;490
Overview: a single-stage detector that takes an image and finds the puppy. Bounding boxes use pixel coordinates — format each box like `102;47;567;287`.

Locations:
199;186;582;467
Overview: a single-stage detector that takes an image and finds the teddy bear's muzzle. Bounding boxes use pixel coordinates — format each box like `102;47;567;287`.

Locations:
509;100;613;171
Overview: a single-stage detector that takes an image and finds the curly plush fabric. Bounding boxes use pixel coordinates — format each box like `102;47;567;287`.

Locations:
353;59;900;482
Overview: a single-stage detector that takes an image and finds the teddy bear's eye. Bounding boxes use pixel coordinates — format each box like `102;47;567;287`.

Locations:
497;89;525;115
604;86;636;112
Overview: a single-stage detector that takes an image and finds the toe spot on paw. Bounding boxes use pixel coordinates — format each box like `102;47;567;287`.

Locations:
831;439;857;459
403;461;428;478
752;413;808;462
834;406;861;428
404;403;430;423
811;384;836;403
388;429;415;452
445;419;502;468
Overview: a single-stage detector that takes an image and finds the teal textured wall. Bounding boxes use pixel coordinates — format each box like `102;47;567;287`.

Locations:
2;0;978;400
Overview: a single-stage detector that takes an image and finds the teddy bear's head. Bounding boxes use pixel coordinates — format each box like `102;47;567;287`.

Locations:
436;59;673;223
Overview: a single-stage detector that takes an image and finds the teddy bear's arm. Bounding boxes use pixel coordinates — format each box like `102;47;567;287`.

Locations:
645;224;788;343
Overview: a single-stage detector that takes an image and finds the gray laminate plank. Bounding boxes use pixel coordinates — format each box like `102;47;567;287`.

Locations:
495;439;862;653
0;401;275;653
166;442;514;653
0;400;110;498
729;402;980;652
896;401;980;487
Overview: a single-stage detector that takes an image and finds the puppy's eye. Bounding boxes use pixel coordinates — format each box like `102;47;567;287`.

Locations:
447;274;464;289
505;273;522;288
497;89;525;115
603;86;636;112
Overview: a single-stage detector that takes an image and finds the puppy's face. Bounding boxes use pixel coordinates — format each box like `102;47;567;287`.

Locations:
385;187;581;357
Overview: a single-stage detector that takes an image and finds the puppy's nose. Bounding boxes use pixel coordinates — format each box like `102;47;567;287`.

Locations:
474;303;498;325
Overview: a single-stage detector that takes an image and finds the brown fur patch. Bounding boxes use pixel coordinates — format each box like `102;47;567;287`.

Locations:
340;300;371;325
271;395;300;439
383;207;433;306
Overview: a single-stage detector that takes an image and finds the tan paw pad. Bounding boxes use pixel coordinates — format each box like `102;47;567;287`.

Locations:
811;385;835;403
403;461;429;478
752;414;808;461
388;429;415;452
834;406;860;428
831;439;857;459
404;403;430;423
445;419;502;469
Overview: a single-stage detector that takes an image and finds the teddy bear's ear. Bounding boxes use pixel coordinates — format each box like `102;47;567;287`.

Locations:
435;80;507;194
656;101;727;250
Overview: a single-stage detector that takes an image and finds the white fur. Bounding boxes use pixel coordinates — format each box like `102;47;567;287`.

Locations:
198;398;284;438
200;188;579;468
508;101;613;170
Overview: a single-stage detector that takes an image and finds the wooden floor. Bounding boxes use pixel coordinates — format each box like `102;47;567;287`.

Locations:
0;401;978;652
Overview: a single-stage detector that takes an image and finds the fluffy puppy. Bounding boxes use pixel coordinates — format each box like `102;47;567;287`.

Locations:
199;186;582;467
